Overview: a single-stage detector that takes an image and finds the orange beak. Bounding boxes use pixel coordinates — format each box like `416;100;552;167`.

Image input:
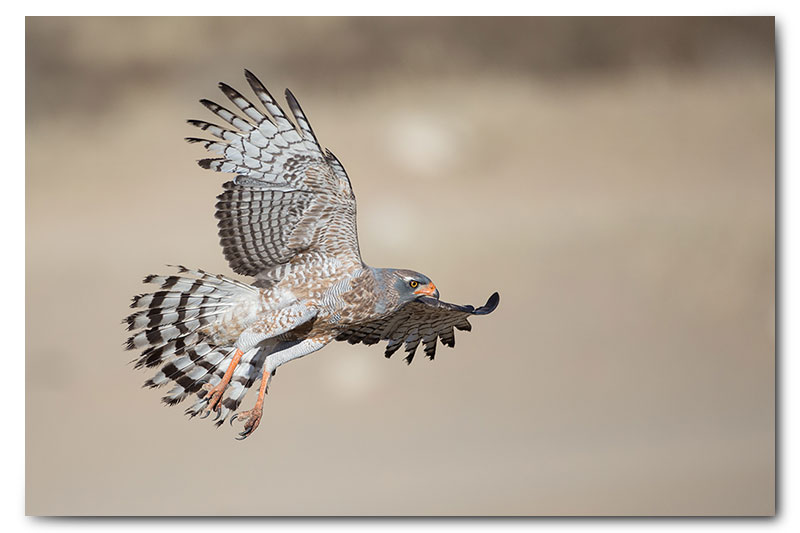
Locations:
413;282;439;298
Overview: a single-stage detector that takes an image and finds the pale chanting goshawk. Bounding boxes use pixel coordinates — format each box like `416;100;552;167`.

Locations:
125;70;499;439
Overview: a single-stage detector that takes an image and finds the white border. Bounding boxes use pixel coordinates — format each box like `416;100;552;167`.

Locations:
7;3;793;531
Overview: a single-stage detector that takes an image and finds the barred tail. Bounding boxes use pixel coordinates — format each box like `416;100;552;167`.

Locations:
124;265;265;425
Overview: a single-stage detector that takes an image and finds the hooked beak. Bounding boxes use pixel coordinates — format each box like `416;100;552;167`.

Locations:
414;282;439;299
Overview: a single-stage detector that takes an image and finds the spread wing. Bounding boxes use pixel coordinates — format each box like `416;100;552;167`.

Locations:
186;70;361;282
335;292;500;364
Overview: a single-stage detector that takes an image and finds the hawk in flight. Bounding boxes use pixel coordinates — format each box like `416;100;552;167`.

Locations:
125;70;499;439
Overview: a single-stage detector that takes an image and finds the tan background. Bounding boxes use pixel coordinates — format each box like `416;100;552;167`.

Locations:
26;17;774;515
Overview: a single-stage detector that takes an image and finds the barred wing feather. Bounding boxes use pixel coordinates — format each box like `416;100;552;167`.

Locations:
335;292;500;364
186;70;361;279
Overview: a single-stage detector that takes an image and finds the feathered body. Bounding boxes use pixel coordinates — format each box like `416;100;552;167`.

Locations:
125;71;498;438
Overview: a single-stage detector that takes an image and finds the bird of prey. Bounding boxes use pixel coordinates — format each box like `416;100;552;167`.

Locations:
124;70;499;439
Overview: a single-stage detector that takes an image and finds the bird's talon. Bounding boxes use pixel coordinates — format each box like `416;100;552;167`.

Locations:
229;406;262;439
204;391;223;412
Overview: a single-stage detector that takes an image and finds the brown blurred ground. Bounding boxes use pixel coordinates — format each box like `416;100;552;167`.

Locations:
25;17;774;516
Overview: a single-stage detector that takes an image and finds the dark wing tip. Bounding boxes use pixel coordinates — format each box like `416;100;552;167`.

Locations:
198;158;221;169
283;88;301;116
284;88;303;112
243;69;266;89
474;292;499;315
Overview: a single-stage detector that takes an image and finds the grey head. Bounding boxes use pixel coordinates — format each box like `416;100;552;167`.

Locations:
385;268;440;304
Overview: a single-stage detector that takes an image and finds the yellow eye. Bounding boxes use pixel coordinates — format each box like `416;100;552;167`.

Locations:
409;280;419;289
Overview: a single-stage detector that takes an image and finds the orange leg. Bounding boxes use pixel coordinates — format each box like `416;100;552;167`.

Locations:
202;348;244;414
227;337;327;439
230;366;273;440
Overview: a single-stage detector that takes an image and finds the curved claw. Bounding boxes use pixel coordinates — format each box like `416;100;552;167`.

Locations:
229;413;240;426
235;427;254;441
213;408;223;422
198;409;211;420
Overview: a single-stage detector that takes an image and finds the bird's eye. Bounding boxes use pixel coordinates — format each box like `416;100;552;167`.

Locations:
409;280;419;289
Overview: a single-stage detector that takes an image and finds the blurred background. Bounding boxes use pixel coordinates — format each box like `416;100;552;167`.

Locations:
26;17;774;515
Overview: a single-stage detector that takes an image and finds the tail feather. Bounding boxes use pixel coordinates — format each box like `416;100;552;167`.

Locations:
131;291;226;309
133;333;201;369
141;342;222;389
159;346;235;406
125;319;206;351
125;266;264;421
159;345;220;383
125;305;232;331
